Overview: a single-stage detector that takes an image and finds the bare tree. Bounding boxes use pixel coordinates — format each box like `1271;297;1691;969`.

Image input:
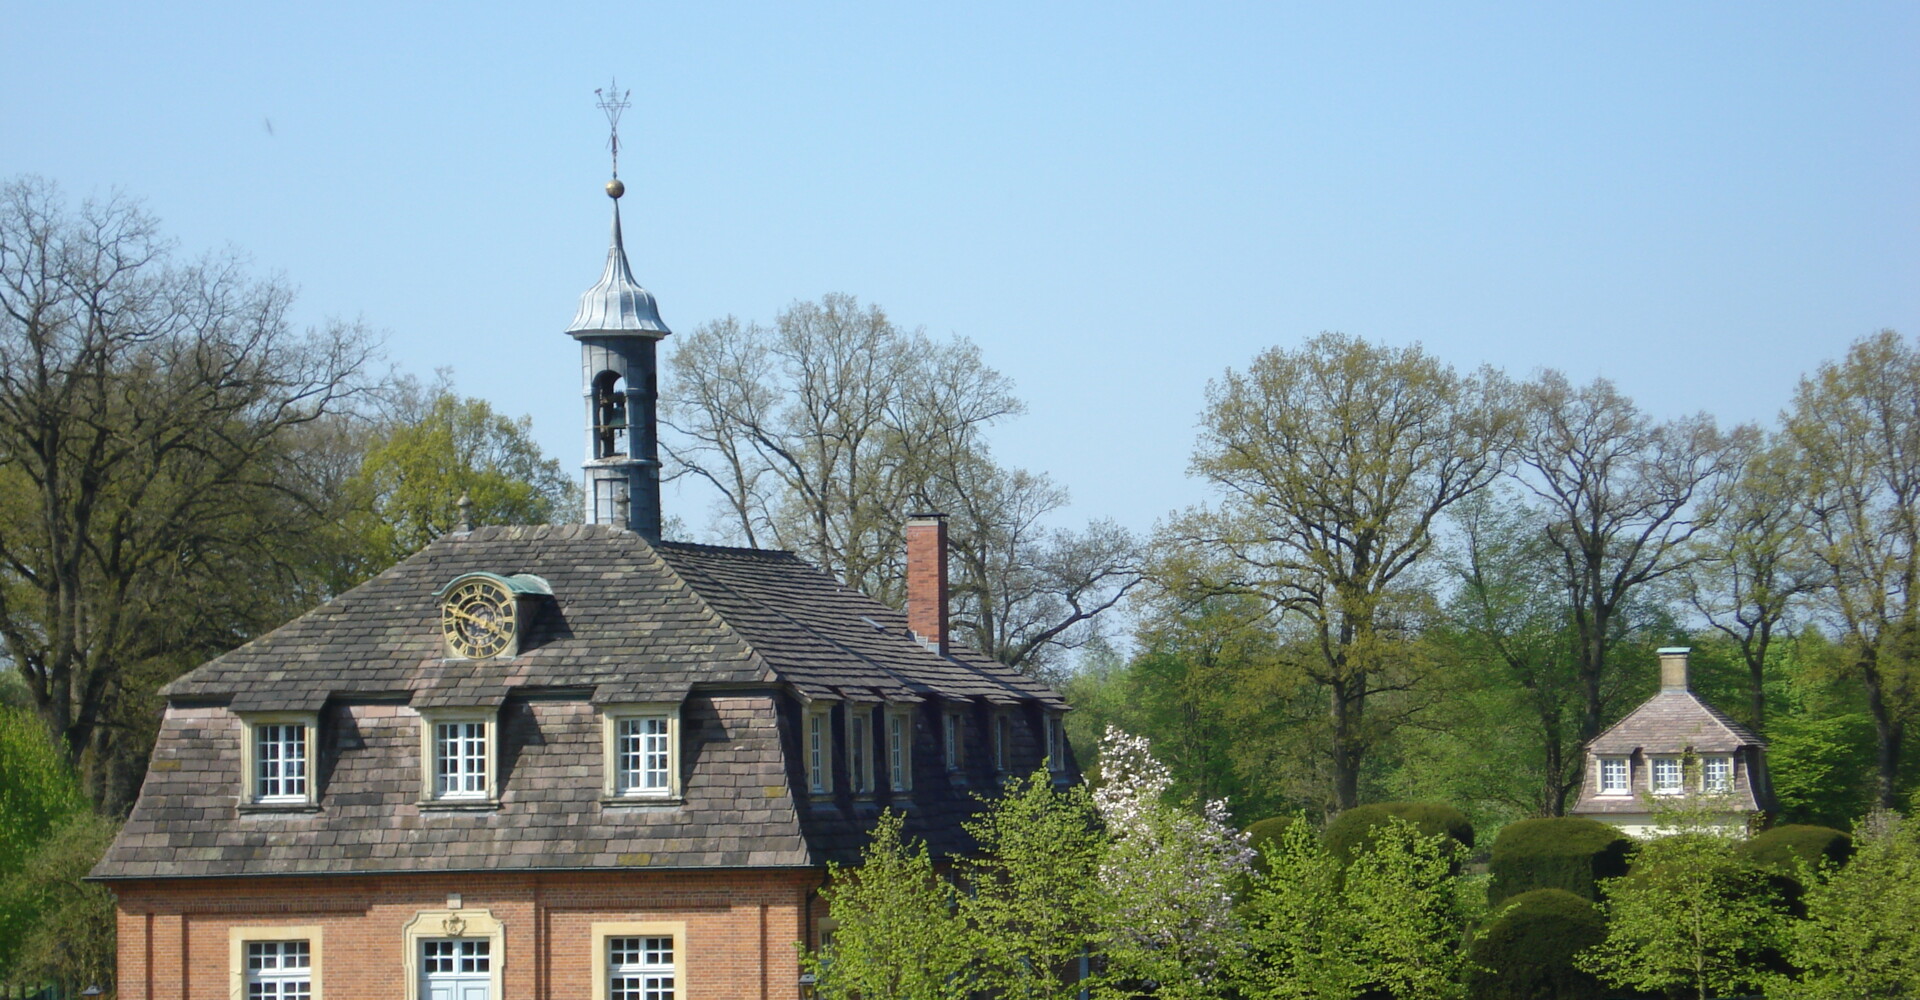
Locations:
1175;333;1517;810
0;177;374;812
663;294;1138;672
1685;433;1819;730
1785;330;1920;807
1512;372;1748;746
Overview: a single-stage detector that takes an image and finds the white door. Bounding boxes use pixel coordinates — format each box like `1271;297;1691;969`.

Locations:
421;938;491;1000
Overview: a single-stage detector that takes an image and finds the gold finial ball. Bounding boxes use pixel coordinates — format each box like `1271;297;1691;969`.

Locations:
606;178;626;199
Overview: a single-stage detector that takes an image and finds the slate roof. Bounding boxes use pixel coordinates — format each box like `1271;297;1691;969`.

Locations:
96;524;1066;881
1586;691;1765;755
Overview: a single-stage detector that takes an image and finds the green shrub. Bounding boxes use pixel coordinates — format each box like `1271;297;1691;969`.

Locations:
1325;802;1473;863
1244;815;1306;875
1487;817;1631;905
1468;888;1607;1000
1737;824;1853;875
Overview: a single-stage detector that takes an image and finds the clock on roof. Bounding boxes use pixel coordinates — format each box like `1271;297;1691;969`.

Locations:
436;572;555;659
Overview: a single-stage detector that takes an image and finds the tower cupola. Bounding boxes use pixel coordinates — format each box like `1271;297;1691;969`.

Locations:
571;82;668;541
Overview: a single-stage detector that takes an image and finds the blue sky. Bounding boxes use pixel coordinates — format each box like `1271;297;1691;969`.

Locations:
5;3;1916;540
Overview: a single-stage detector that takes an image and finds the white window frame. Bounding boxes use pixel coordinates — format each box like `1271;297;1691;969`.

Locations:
847;704;874;795
943;711;963;773
1650;756;1684;795
592;922;685;1000
601;704;681;800
807;703;834;795
229;925;322;1000
886;709;913;793
418;710;496;804
1702;755;1734;793
240;712;318;807
1598;756;1630;795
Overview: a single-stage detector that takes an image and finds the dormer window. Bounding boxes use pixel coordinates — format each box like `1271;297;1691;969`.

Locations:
602;705;680;800
420;710;497;806
886;709;913;793
241;713;317;807
1703;755;1734;793
1598;756;1630;794
1650;756;1684;794
807;704;834;795
847;705;874;795
435;572;552;660
943;711;963;773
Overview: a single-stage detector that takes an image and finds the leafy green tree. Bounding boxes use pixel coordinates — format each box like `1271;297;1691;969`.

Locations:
1776;810;1920;998
803;810;973;1000
0;811;118;993
1342;818;1475;1000
1239;816;1367;1000
957;772;1108;1000
0;176;375;812
1173;334;1517;810
1579;833;1786;1000
1784;330;1920;807
1240;816;1473;1000
347;383;576;565
0;707;87;976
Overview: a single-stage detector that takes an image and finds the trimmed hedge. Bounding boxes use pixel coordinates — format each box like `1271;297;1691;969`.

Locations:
1487;817;1631;906
1244;815;1306;875
1324;802;1473;863
1737;824;1853;875
1467;889;1607;1000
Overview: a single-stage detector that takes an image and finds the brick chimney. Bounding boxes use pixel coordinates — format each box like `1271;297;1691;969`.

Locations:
905;513;949;653
1659;647;1691;692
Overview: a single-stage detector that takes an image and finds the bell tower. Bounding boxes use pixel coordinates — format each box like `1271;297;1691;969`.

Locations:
568;82;670;539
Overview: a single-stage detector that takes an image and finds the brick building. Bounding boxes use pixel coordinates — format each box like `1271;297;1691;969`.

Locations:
1568;647;1774;837
91;169;1071;1000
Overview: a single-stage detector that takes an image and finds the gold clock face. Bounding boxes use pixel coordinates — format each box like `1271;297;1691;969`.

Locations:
442;579;517;658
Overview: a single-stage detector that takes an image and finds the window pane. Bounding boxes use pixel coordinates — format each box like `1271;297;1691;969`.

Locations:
246;940;311;1000
1652;758;1682;792
1704;756;1733;792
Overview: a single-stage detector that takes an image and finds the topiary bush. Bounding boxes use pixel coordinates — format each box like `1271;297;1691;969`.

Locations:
1467;888;1607;1000
1324;801;1473;863
1737;823;1853;875
1487;817;1631;906
1244;815;1306;875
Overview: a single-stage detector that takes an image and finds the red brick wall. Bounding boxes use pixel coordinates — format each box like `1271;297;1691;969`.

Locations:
110;868;822;1000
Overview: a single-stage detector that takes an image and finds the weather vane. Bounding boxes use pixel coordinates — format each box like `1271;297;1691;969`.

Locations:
594;79;632;198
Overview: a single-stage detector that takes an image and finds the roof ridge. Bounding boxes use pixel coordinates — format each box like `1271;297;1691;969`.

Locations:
654;538;799;558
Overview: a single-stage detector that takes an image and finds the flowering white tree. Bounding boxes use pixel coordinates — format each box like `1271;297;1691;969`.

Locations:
1093;726;1256;999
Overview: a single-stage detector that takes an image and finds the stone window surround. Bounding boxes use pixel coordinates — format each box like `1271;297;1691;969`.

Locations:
401;908;504;1000
592;921;686;1000
418;709;498;807
238;712;319;810
600;703;682;802
230;924;323;1000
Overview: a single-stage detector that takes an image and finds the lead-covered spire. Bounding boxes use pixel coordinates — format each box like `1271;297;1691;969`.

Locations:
566;198;670;338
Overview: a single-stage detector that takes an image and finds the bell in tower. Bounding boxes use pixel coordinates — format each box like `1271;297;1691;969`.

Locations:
567;83;670;540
